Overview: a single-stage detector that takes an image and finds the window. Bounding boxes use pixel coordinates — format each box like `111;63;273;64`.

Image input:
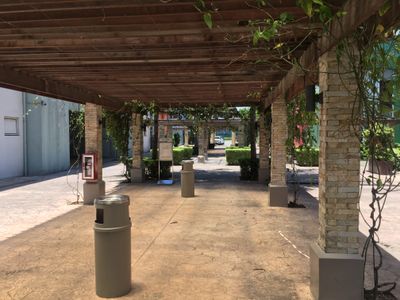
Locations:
4;117;19;136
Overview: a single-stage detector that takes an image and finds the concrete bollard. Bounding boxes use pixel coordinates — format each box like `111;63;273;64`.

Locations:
94;195;131;298
181;160;195;197
197;155;205;163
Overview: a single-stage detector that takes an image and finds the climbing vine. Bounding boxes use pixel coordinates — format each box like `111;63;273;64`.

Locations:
195;1;400;297
103;100;157;180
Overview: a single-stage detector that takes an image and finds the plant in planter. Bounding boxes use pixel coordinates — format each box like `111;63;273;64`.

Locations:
363;126;396;175
239;158;259;181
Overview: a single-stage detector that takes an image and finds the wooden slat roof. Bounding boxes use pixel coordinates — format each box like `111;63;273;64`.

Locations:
0;0;360;109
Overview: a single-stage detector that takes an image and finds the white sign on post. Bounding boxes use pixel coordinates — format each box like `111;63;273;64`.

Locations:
159;142;173;161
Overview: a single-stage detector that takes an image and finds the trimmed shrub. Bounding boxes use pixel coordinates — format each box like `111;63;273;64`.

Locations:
225;146;251;165
173;146;193;165
239;158;259;180
143;158;171;180
295;147;319;166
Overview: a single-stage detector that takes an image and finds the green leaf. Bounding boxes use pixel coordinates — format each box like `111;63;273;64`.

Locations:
256;0;266;6
379;0;391;16
203;12;213;29
252;33;259;46
299;0;314;17
377;178;383;189
274;42;284;49
336;10;347;18
279;12;293;22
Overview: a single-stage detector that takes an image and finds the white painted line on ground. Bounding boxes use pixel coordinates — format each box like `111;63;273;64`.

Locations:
278;230;310;259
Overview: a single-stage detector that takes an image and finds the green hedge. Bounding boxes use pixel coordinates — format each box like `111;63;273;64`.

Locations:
143;158;172;180
239;158;259;180
295;147;319;166
173;146;193;165
225;146;251;165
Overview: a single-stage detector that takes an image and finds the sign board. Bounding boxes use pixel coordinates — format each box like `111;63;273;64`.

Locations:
159;142;173;161
82;153;97;181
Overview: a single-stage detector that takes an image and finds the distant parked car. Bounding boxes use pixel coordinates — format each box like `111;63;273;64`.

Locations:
214;136;224;145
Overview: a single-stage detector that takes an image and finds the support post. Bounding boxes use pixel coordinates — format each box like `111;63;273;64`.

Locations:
152;111;159;160
131;112;144;183
250;105;257;160
268;96;288;207
184;127;189;146
209;129;216;144
237;124;245;147
83;103;105;204
310;48;363;300
258;107;270;183
231;130;237;146
197;124;207;162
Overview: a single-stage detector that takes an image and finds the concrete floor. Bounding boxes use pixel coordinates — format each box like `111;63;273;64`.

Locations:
0;172;316;299
0;148;399;299
0;162;126;241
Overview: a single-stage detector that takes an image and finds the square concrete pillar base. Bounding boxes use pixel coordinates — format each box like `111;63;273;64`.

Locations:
258;167;270;183
267;184;288;207
83;180;105;205
310;243;364;300
131;167;144;183
197;155;205;163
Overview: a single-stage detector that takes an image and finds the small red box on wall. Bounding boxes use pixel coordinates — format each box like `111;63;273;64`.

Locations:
82;153;98;181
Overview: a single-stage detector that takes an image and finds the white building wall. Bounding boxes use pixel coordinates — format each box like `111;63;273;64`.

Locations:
0;88;24;179
25;95;71;176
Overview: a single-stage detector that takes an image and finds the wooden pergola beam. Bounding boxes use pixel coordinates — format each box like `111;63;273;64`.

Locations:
0;0;341;108
0;64;120;109
265;0;395;105
159;119;243;127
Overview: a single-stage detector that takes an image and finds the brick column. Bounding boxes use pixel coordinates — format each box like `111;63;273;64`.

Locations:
310;48;363;300
237;124;245;146
258;110;270;183
209;129;216;144
197;125;206;162
184;127;189;146
231;130;236;146
83;103;105;204
204;127;209;159
268;96;288;206
131;112;144;183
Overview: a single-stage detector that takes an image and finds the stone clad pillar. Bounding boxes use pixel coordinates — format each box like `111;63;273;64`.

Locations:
184;127;189;146
198;126;205;156
268;96;288;207
209;129;216;144
231;130;236;146
310;48;363;300
131;112;144;183
197;124;207;162
237;125;245;146
83;103;105;204
258;109;270;183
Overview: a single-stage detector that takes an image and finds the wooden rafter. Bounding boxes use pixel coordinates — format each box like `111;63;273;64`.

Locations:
0;0;391;108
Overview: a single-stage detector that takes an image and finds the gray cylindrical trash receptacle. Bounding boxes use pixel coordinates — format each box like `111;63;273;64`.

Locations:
94;195;131;298
181;160;195;197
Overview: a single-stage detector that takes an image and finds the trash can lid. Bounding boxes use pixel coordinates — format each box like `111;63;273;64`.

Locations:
94;194;130;205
